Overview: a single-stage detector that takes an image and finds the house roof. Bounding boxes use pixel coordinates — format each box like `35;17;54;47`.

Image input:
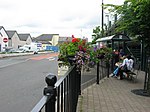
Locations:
38;41;52;44
0;26;3;30
18;33;31;41
35;34;58;41
0;26;9;37
59;36;72;42
7;30;17;39
96;34;131;42
0;26;3;37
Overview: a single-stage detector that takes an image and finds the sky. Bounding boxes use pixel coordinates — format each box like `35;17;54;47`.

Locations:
0;0;124;42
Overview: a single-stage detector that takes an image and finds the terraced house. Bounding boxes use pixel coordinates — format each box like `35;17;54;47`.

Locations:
7;30;21;49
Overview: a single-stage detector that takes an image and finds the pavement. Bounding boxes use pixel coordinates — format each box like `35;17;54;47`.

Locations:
77;71;150;112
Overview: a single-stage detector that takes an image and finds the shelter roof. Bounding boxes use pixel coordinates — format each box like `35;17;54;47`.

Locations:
96;34;130;42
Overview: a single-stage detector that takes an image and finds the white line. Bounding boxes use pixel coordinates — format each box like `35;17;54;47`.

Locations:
0;59;29;68
47;57;55;61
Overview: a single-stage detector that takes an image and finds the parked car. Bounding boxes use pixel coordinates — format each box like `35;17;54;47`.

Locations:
8;49;18;53
5;48;18;53
15;48;26;53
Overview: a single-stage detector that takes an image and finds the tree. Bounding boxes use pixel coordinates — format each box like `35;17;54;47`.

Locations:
105;0;150;43
91;26;102;44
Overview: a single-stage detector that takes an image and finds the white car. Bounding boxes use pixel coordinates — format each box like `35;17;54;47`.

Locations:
16;48;26;53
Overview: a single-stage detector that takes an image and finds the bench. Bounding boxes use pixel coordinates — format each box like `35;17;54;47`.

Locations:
125;64;140;82
126;71;137;81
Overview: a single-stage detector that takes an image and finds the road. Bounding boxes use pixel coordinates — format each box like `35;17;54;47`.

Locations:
0;53;59;112
0;53;96;112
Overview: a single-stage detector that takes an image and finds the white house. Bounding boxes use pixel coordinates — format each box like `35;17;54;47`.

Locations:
18;33;32;47
0;26;9;52
7;30;21;49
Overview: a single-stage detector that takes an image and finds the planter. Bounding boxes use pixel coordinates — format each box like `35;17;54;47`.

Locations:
67;55;76;66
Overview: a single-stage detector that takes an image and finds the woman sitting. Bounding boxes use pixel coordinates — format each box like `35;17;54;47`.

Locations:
117;55;134;79
111;56;125;77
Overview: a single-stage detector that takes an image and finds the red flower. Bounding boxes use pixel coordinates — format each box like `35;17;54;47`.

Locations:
72;38;80;43
83;48;86;52
78;45;83;51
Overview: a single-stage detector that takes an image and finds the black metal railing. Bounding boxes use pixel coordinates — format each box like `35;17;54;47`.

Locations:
31;60;111;112
31;65;81;112
97;60;111;84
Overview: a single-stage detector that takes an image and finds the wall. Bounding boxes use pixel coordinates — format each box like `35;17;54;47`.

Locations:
11;32;20;49
52;35;59;46
0;28;9;52
26;36;32;45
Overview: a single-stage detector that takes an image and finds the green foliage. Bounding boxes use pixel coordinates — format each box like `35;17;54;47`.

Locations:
58;38;90;66
90;47;112;64
92;26;102;44
105;0;150;43
59;38;113;67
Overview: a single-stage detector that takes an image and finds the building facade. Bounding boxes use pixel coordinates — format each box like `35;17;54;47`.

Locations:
7;30;21;49
0;26;9;52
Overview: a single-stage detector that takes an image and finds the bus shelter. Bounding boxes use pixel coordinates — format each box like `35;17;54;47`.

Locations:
96;34;131;51
96;34;131;70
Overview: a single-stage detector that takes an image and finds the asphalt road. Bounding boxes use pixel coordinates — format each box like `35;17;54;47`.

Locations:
0;53;96;112
0;53;58;112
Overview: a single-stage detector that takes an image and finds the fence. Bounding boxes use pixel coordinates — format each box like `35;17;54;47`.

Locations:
31;60;111;112
31;65;81;112
97;60;111;84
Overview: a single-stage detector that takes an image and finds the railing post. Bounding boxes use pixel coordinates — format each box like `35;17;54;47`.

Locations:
75;66;81;95
106;62;110;78
77;70;81;95
97;62;99;84
43;73;57;112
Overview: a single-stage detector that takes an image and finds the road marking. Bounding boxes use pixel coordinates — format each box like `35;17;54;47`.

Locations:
47;57;55;61
30;53;59;60
0;59;29;68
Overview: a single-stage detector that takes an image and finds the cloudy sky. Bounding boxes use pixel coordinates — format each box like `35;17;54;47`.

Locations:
0;0;124;41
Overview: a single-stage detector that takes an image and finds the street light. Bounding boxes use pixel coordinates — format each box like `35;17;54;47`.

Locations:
97;0;104;84
101;0;104;38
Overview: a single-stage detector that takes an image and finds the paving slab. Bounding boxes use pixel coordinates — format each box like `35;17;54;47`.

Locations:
77;71;150;112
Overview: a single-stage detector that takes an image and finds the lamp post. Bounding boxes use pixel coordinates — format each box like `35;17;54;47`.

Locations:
102;0;104;38
97;0;104;84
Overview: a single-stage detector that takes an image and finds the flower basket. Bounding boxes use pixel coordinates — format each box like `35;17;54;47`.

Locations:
58;36;113;72
58;37;90;69
67;55;76;66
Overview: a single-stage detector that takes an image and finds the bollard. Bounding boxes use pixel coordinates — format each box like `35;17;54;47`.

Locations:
43;73;57;112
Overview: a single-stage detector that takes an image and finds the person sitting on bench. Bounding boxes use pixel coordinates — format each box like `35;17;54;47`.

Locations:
117;55;134;79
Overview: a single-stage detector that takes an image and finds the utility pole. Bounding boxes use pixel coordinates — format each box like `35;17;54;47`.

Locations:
102;0;104;38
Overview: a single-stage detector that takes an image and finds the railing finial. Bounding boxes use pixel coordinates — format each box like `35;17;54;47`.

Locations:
45;73;57;87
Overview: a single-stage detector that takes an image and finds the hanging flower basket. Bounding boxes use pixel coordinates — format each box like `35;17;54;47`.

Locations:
58;36;113;71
